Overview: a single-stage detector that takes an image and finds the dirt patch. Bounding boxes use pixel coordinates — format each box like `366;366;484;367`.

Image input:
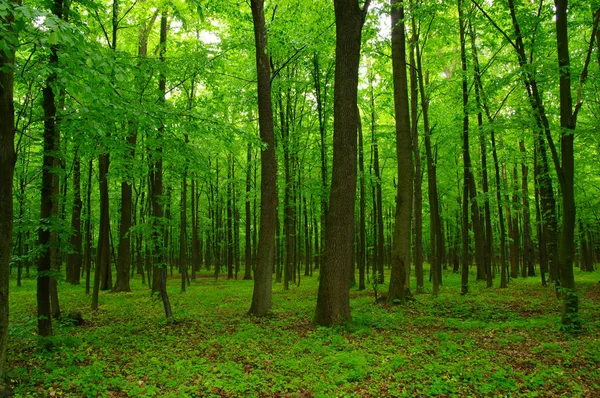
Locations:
584;283;600;302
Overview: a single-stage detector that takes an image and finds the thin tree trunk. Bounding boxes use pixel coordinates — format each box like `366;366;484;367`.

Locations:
468;19;493;287
66;150;82;285
520;140;535;277
244;144;253;280
358;107;366;291
371;81;385;284
408;29;424;293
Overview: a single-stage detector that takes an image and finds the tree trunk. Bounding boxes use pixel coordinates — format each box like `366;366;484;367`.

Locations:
249;0;277;316
38;0;65;335
358;107;366;291
554;0;579;329
468;20;493;287
370;81;385;284
66;151;82;285
0;0;17;383
315;0;370;326
148;10;173;321
520;140;535;277
244;144;253;280
387;0;413;303
408;28;424;293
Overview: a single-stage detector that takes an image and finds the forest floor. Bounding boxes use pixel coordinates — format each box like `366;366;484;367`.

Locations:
5;267;600;397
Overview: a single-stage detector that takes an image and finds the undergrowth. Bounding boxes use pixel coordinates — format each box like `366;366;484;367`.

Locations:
6;267;600;397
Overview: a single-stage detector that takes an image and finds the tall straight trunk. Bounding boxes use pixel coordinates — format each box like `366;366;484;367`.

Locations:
244;144;253;280
249;0;277;316
520;140;535;277
180;133;189;292
190;179;198;279
370;82;385;284
0;0;17;383
153;10;172;320
468;17;509;288
358;107;366;291
505;0;560;284
468;20;493;287
534;148;548;286
233;167;241;279
554;0;596;328
279;91;294;290
303;195;311;278
226;156;234;279
84;157;93;294
66;151;82;284
312;54;330;271
315;0;370;326
408;30;424;293
388;0;413;303
458;0;475;295
511;166;522;278
114;130;136;292
38;0;64;335
413;20;442;295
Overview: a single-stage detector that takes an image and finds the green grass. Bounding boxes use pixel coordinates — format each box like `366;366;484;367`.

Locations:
6;267;600;397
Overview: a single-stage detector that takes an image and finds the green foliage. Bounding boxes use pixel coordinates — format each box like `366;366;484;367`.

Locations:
6;268;600;396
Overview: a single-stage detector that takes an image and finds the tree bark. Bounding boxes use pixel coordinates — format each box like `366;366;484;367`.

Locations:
244;144;253;280
0;0;17;384
520;140;535;277
358;107;366;291
66;150;82;285
554;0;578;329
388;0;413;304
315;0;370;326
38;0;64;335
249;0;277;316
408;29;424;293
370;80;385;284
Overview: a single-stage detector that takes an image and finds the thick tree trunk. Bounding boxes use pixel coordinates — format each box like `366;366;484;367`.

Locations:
315;0;369;326
0;1;17;384
388;0;413;304
554;0;578;329
249;0;277;316
38;0;65;335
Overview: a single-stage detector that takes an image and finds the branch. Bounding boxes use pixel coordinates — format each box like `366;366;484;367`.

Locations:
92;8;112;47
118;0;138;25
471;0;517;52
571;9;600;128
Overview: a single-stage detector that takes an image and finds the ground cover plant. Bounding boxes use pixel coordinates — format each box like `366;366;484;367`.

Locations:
6;267;600;397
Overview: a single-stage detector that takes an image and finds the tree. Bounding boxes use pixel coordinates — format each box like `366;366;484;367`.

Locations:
387;0;413;304
314;0;370;326
249;0;277;317
0;0;18;387
554;0;598;329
